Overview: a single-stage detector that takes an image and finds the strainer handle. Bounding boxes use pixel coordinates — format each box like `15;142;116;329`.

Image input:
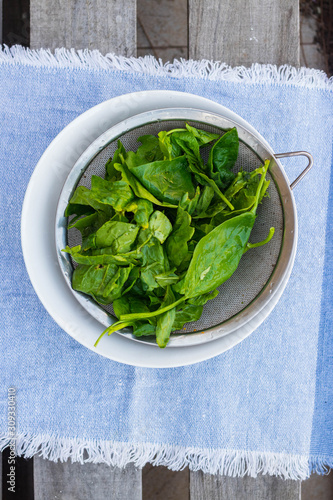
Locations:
275;151;313;190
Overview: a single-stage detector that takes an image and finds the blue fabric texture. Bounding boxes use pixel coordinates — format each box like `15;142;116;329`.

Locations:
0;47;332;479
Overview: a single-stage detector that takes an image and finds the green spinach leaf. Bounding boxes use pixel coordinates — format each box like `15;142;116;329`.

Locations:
105;140;126;182
63;245;139;266
136;135;164;164
90;176;135;212
95;221;139;253
114;162;177;208
72;263;133;305
184;124;220;146
125;198;154;228
165;207;195;267
172;303;204;330
207;127;239;190
65;186;111;216
156;286;176;348
128;156;196;204
148;210;173;243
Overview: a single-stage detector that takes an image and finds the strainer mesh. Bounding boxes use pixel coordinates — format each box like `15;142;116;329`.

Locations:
67;120;283;333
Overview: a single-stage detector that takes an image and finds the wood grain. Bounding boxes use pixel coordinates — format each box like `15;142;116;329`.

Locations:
190;471;301;500
34;456;142;500
30;0;137;56
188;0;300;67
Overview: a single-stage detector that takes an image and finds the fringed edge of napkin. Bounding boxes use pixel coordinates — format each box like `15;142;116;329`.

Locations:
1;432;332;480
0;44;332;91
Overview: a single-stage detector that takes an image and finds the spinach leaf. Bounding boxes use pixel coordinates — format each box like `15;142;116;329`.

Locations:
65;175;134;218
114;162;177;208
133;323;156;337
128;156;196;204
171;131;202;166
195;185;215;215
181;213;255;298
230;168;270;212
68;212;98;231
90;176;135;212
68;212;110;248
155;270;179;287
187;289;219;305
65;185;111;216
172;303;204;330
140;237;167;292
179;186;200;216
148;210;173;243
156;286;176;348
172;290;219;330
113;296;156;337
194;172;248;219
105;140;126;182
125;198;153;228
211;167;270;226
72;263;133;305
165;207;195;267
95;221;139;253
63;245;139;266
182;161;270;298
224;170;249;199
136;135;164;164
185;124;220;146
158;131;182;160
207;127;239;190
185;157;234;210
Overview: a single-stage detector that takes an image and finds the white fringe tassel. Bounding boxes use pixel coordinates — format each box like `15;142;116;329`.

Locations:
0;44;332;90
1;432;331;479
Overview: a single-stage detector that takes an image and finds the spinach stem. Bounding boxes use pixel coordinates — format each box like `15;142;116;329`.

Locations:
166;128;187;136
214;186;234;211
94;320;134;347
120;297;185;321
244;227;275;253
251;160;270;214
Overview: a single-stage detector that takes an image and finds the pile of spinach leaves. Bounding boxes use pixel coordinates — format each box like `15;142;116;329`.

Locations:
63;125;274;348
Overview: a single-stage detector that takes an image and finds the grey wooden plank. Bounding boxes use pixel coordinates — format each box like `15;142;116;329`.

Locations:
0;452;2;500
142;463;190;499
30;0;137;56
34;456;142;500
188;0;300;67
190;471;301;500
301;472;333;500
137;0;187;49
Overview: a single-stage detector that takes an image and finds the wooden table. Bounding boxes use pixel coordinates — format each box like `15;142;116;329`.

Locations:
1;1;302;498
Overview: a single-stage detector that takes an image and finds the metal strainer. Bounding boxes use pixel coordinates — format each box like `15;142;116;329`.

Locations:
55;108;312;347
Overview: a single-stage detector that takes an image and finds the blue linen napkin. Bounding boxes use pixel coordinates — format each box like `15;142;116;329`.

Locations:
0;45;332;479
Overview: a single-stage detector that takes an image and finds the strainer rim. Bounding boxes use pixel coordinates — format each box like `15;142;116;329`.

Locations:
55;107;297;347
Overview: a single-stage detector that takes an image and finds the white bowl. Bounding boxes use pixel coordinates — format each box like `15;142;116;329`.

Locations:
21;90;301;367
